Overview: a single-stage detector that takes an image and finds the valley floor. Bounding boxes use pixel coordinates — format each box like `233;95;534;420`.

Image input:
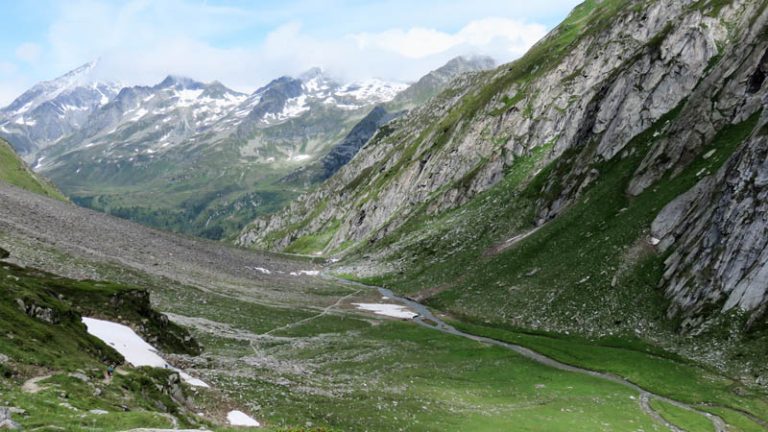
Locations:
1;183;767;431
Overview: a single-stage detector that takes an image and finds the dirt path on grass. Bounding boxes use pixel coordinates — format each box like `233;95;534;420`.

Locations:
338;277;728;432
21;374;52;393
483;225;543;256
260;289;362;337
639;393;684;432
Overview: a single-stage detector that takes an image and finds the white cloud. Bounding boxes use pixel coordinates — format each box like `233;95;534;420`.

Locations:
0;0;575;105
42;1;550;90
15;43;42;63
352;18;546;60
354;28;460;59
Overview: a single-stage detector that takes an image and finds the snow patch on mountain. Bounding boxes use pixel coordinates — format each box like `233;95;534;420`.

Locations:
335;79;408;104
175;89;204;107
129;108;148;121
264;94;310;122
82;317;209;387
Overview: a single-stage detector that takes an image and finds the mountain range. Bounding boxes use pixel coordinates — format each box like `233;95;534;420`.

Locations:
0;56;494;239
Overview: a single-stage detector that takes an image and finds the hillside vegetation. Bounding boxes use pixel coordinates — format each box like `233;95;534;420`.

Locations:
0;138;66;200
240;0;768;387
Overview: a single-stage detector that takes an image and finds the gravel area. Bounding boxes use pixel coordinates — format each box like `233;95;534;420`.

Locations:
0;183;337;305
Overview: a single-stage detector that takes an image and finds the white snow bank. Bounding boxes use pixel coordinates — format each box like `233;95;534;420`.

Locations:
82;317;209;387
352;303;418;319
227;410;260;427
289;154;311;162
252;267;271;274
289;270;320;276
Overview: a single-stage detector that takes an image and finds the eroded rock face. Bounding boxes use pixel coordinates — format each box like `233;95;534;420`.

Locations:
16;298;59;324
240;0;740;250
652;122;768;327
240;0;768;333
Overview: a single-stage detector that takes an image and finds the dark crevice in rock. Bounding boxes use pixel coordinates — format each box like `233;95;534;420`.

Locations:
747;48;768;94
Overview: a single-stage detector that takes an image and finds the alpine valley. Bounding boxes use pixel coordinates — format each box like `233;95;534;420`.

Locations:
1;1;768;432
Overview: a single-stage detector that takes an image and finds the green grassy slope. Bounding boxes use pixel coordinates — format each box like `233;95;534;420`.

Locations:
0;138;66;201
0;246;209;430
59;145;305;241
370;108;760;328
0;242;706;432
339;97;768;427
158;272;768;432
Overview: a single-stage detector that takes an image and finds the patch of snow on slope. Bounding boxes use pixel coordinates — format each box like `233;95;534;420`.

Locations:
82;317;209;387
303;77;330;94
60;104;89;112
289;154;311;162
335;79;407;103
14;117;36;126
352;303;418;319
263;94;309;122
130;108;148;121
33;157;46;170
16;101;34;114
175;89;204;107
227;410;260;427
252;267;271;274
289;270;319;276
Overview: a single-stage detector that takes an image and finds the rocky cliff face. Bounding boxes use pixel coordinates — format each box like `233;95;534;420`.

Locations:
240;0;768;352
652;116;768;328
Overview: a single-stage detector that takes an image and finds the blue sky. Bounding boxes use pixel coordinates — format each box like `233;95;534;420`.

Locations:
0;0;582;104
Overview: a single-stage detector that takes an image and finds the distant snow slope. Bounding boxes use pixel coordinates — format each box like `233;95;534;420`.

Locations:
352;303;418;319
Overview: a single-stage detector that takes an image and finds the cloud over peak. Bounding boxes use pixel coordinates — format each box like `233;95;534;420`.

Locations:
0;0;580;105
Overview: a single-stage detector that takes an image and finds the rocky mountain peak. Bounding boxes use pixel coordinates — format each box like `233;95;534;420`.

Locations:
442;55;496;72
156;75;206;90
298;66;328;82
201;81;245;99
1;59;105;116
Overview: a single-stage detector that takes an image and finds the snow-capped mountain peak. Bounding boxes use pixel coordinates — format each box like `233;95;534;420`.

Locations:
0;62;411;162
298;67;326;82
156;75;206;91
2;60;106;116
0;60;126;156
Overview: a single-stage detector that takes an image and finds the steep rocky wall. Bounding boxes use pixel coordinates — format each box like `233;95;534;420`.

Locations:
652;115;768;328
239;0;741;252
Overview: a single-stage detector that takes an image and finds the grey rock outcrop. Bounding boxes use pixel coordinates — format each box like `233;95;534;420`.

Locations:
15;298;59;324
652;115;768;327
0;407;21;430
